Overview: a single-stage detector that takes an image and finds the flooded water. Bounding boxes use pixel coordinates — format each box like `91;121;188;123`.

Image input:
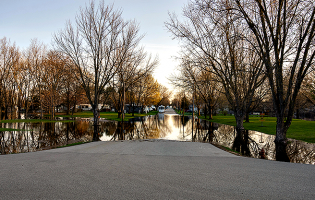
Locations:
1;113;314;164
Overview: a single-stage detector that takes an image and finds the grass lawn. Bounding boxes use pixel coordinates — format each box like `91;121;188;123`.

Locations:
54;111;158;121
199;115;315;143
0;128;28;131
175;110;194;116
0;111;158;132
0;119;75;123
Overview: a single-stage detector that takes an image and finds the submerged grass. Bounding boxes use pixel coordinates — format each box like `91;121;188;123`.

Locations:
199;115;315;143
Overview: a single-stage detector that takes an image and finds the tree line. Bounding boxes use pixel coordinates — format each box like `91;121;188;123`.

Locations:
0;1;172;140
166;0;315;161
0;36;167;118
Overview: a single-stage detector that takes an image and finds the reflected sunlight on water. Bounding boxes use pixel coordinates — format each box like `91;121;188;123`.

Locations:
1;113;314;164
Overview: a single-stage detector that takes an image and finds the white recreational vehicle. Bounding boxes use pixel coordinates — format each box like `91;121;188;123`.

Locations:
78;104;109;111
158;105;165;113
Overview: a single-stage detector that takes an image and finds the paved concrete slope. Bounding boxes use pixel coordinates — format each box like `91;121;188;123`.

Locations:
1;140;314;199
164;107;177;114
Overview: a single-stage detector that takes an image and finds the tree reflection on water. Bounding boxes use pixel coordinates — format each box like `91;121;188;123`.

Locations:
1;114;314;164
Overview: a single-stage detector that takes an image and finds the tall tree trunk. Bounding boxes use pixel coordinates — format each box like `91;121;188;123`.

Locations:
0;90;2;121
66;122;69;145
39;85;43;119
17;95;21;119
132;101;135;116
274;117;290;162
11;105;14;120
92;108;99;141
17;105;21;119
51;94;54;120
204;105;208;119
296;108;300;119
233;109;248;155
0;98;2;120
66;93;70;115
245;112;249;122
4;105;8;120
71;99;77;118
92;96;100;141
235;115;244;132
25;100;28;120
118;111;122;119
122;82;125;119
118;90;122;119
233;128;251;156
208;102;213;120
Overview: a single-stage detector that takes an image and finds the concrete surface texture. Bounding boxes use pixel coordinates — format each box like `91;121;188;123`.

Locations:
1;140;314;199
164;107;177;114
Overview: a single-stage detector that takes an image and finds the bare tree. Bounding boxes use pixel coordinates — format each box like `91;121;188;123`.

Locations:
233;0;315;161
54;1;142;140
41;51;66;119
0;37;19;120
24;39;46;119
114;49;158;118
169;57;222;119
166;1;266;136
134;73;160;108
301;71;315;107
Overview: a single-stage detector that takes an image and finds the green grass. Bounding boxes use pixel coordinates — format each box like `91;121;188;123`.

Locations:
0;119;75;123
0;111;158;124
221;146;241;155
54;111;159;121
174;109;194;116
0;128;28;131
199;115;315;143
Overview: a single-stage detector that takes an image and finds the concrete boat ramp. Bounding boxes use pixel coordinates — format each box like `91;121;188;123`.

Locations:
1;139;315;199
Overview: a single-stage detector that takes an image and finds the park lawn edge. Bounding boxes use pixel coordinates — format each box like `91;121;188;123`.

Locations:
0;128;29;132
174;109;315;143
198;115;315;144
0;119;75;123
0;111;158;124
53;111;159;121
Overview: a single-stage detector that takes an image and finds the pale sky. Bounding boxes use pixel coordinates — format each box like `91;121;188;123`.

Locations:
0;0;187;90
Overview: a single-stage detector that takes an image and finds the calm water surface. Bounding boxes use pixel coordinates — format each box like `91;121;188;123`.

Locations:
1;113;314;164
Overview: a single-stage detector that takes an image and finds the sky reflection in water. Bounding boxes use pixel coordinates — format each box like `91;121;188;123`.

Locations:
1;114;314;164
